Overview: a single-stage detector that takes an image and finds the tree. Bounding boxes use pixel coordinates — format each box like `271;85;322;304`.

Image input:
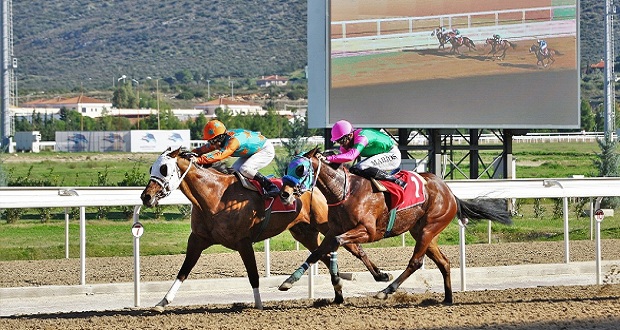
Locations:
274;113;311;176
580;98;596;132
594;135;620;208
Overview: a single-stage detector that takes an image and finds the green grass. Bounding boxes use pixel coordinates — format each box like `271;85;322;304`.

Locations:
2;199;618;261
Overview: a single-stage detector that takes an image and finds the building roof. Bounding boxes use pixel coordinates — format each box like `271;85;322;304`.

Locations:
590;60;605;69
195;97;261;107
22;95;110;107
257;75;288;82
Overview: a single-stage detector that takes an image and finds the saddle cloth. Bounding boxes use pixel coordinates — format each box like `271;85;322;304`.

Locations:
249;178;297;212
380;171;426;210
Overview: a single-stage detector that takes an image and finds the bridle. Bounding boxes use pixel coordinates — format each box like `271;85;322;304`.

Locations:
149;154;194;200
283;153;350;206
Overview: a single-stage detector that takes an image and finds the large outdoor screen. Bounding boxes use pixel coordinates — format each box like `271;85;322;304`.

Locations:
307;0;579;129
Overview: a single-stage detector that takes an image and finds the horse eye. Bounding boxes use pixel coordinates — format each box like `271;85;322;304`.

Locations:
159;165;168;177
295;165;306;177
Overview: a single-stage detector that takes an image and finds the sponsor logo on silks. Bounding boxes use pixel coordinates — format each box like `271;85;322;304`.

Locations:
103;133;125;143
142;133;157;143
168;133;184;142
68;133;88;144
370;154;399;167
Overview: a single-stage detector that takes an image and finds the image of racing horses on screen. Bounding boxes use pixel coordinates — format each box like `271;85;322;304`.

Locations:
431;27;450;50
277;147;512;304
448;35;476;55
485;37;517;61
530;41;562;68
140;147;391;311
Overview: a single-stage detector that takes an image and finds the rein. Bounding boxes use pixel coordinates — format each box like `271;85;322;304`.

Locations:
326;165;350;207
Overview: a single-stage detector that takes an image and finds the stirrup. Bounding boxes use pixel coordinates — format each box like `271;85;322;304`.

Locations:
263;187;280;199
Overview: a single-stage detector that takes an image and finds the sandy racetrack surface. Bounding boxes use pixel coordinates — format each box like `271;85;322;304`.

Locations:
2;240;620;329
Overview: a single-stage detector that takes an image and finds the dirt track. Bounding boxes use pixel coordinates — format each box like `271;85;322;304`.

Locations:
2;240;620;329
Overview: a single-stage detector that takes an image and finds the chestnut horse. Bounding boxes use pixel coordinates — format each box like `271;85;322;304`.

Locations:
430;28;450;50
448;36;476;54
485;38;517;60
529;43;561;67
140;147;390;311
277;147;512;304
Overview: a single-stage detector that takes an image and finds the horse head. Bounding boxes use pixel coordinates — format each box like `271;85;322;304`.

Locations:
279;147;321;204
280;146;350;207
140;146;190;207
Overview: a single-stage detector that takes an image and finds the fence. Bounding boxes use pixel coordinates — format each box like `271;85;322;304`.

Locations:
331;5;576;55
1;176;618;294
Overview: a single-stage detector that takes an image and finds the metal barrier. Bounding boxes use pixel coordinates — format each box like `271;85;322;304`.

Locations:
1;176;617;299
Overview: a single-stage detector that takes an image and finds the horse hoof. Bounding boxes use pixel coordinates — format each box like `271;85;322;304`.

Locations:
375;291;389;300
375;272;393;282
334;295;344;304
279;281;293;291
152;305;165;313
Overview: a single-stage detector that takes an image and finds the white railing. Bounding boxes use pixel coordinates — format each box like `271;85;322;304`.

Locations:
0;176;617;292
331;5;576;55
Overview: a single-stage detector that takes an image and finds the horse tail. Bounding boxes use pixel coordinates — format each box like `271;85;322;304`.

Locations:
455;197;513;225
509;41;517;49
554;49;563;55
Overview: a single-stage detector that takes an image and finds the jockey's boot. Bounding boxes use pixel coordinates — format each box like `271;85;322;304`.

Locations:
352;167;407;189
254;172;280;199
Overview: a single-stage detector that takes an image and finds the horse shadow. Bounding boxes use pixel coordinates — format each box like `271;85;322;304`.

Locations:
498;62;540;70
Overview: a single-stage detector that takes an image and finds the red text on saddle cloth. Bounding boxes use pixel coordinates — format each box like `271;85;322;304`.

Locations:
249;178;297;212
381;171;426;210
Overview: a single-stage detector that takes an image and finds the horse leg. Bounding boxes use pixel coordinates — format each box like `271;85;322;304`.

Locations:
236;237;263;309
290;222;391;282
425;238;453;304
154;232;212;312
341;243;392;282
279;234;339;290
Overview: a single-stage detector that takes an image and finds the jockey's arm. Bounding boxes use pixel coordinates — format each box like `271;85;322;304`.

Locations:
194;138;239;165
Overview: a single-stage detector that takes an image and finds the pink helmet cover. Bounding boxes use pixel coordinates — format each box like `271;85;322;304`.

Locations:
330;120;353;142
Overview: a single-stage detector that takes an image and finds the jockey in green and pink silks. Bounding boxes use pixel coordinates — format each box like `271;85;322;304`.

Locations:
326;120;407;188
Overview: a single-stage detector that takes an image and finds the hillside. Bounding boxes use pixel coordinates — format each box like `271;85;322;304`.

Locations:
9;0;613;93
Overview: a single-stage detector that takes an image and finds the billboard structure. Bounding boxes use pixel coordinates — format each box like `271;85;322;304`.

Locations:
308;0;579;130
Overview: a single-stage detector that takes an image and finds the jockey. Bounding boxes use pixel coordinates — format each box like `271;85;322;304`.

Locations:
190;119;280;198
493;34;501;44
326;120;407;188
538;39;548;55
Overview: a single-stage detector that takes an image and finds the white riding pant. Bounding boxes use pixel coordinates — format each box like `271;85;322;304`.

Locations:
232;140;275;179
354;145;402;173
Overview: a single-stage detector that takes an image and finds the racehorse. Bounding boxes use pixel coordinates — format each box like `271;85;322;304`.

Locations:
140;147;391;311
277;147;512;304
448;36;476;54
430;27;450;50
485;38;517;60
529;43;561;67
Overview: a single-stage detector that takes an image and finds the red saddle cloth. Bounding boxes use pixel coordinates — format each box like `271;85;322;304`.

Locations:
381;171;426;210
249;178;297;212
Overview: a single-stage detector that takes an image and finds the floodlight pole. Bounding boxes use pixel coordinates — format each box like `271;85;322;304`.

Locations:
604;0;615;138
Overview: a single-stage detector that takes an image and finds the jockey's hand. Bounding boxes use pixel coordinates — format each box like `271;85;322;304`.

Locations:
180;151;199;160
317;153;331;164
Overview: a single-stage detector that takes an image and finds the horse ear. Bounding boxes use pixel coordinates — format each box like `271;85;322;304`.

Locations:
306;145;321;158
169;147;182;158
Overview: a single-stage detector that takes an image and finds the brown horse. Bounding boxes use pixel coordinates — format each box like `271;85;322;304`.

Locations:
431;27;450;50
140;147;390;311
529;44;561;67
485;38;517;60
277;147;512;304
448;36;476;54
